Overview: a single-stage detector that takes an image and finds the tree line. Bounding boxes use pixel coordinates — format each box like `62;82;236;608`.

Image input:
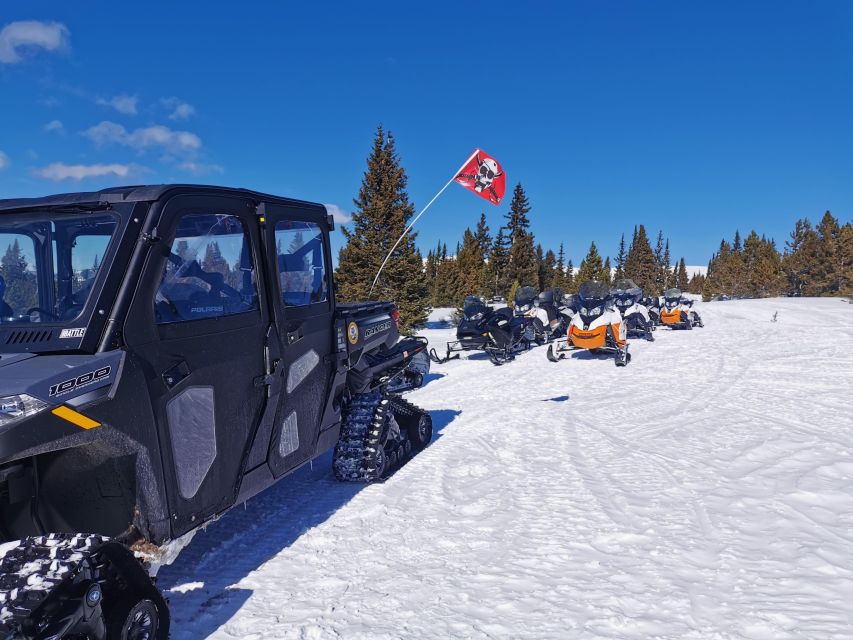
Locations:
335;126;852;331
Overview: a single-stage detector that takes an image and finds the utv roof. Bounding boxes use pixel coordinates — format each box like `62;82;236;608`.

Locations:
0;184;324;212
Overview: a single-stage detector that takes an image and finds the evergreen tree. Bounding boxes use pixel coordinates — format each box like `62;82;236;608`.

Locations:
838;222;853;295
624;225;658;292
662;240;672;289
614;234;627;281
336;126;428;330
535;244;546;291
474;213;491;257
576;241;604;285
505;183;537;288
454;228;486;305
600;256;612;286
543;249;557;291
675;258;689;290
565;259;576;293
555;243;567;289
487;227;511;298
783;218;817;296
0;240;38;313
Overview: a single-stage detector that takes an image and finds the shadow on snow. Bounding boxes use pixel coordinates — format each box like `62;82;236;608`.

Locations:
158;406;461;638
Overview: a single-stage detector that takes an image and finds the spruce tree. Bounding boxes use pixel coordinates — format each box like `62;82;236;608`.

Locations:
555;243;567;289
474;213;491;257
624;225;658;292
675;258;689;290
505;183;537;288
662;240;672;289
783;218;817;296
614;234;627;281
535;244;546;291
455;228;485;305
543;249;557;291
336;126;428;330
576;241;604;285
565;259;576;293
838;222;853;295
487;227;511;298
600;256;612;286
0;240;37;313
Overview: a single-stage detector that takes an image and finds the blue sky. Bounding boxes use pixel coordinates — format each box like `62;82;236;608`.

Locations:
1;1;851;267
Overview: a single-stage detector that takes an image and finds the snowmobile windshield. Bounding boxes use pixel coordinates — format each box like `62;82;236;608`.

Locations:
578;281;609;304
0;210;119;325
514;286;537;308
664;288;682;306
463;297;488;320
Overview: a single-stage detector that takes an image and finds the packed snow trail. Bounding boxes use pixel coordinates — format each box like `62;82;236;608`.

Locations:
159;298;853;639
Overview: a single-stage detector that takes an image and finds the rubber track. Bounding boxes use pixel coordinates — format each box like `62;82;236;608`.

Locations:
0;533;107;636
333;392;389;482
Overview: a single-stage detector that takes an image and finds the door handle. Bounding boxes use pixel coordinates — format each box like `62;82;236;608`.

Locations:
286;323;303;345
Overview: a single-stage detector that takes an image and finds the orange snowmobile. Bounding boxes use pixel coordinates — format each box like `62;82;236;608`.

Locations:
660;288;704;329
547;281;630;366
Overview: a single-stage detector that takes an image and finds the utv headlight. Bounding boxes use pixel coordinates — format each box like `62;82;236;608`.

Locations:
0;394;48;427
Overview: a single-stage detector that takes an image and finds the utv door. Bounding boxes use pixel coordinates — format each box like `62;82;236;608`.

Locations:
261;201;335;478
124;194;269;536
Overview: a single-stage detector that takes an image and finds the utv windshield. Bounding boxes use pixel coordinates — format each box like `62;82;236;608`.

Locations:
0;211;117;324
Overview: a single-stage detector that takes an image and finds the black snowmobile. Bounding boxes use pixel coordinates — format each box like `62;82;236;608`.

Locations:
512;286;548;345
431;294;535;366
429;295;491;363
612;279;655;342
659;287;704;329
0;185;434;639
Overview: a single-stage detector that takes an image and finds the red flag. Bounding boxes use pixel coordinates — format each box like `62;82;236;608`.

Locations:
454;149;506;206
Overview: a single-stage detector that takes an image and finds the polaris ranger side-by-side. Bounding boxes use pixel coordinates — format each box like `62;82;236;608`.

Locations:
0;185;432;639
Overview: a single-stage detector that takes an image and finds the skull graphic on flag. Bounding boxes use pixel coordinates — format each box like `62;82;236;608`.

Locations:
454;149;506;205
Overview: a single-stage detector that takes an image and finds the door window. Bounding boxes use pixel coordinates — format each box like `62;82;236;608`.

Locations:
155;213;258;323
275;220;328;306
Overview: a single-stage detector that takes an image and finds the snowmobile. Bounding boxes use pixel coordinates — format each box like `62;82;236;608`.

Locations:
659;287;704;329
512;286;548;345
547;281;630;366
612;279;655;342
531;288;573;342
0;185;434;639
429;295;491;363
643;295;662;326
431;295;535;366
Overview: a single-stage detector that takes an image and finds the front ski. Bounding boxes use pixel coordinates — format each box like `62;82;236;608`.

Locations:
428;347;460;364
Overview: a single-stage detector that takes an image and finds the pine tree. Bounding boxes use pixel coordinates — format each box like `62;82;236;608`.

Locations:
783;218;817;296
487;227;511;298
454;227;487;305
474;213;491;258
662;240;672;289
812;211;842;295
336;126;428;330
576;241;604;285
675;258;689;290
624;225;658;292
838;222;853;295
535;244;546;291
600;256;612;286
505;183;537;288
565;259;576;293
555;243;567;289
614;234;627;281
0;240;38;313
543;249;557;291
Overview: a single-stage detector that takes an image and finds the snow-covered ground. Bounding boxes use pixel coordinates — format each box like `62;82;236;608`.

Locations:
160;298;853;639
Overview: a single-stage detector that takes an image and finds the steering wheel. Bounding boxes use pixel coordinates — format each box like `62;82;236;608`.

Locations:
26;306;58;321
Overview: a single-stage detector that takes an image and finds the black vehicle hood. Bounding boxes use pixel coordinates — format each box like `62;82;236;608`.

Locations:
0;351;123;405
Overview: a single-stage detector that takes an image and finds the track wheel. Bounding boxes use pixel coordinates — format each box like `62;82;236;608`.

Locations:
409;413;433;451
107;597;161;640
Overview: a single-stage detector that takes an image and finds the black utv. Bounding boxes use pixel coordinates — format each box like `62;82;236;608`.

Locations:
0;185;432;639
